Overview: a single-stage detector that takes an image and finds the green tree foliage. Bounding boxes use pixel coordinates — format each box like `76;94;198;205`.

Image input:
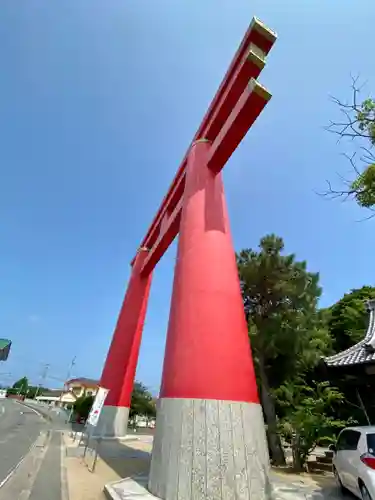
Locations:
73;395;94;420
327;286;375;352
8;378;48;398
129;382;156;421
27;386;49;399
357;98;375;145
13;376;28;389
10;376;29;395
351;164;375;208
237;235;332;465
6;388;20;396
276;381;348;471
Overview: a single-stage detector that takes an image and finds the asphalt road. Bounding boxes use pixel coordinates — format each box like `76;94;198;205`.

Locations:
0;399;44;486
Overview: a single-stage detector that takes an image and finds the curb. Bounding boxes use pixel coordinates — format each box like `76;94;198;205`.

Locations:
60;432;70;500
16;400;52;422
70;431;141;445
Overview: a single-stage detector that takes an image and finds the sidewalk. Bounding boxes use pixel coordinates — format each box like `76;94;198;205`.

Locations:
63;432;152;500
62;432;342;500
0;430;66;500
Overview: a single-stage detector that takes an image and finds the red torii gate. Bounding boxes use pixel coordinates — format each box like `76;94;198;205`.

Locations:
98;17;277;500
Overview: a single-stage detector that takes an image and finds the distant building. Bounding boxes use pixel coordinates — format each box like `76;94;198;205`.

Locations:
35;377;99;408
65;377;99;399
36;389;76;407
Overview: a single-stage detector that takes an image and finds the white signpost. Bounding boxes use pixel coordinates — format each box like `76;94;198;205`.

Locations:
87;387;109;427
0;389;6;399
81;386;109;473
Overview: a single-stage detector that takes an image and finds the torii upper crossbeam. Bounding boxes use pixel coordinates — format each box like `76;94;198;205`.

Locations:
133;18;276;275
98;17;277;500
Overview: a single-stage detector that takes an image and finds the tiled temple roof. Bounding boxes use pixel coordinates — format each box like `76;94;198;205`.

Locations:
324;299;375;367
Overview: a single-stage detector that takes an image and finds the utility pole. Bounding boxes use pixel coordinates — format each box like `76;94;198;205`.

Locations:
17;378;27;396
58;356;76;408
67;356;77;382
35;363;50;400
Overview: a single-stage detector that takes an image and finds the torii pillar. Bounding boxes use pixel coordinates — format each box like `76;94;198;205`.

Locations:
97;248;152;438
148;138;272;500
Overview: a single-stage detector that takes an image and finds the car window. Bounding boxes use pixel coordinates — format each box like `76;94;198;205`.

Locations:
337;431;348;450
337;430;361;451
367;434;375;454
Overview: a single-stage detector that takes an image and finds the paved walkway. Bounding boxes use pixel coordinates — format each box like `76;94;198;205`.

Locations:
0;400;344;500
0;429;67;500
62;432;344;500
271;473;346;500
64;432;152;500
28;431;65;500
0;399;45;489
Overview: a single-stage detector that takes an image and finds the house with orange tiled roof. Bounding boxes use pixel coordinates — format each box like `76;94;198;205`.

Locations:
65;377;99;399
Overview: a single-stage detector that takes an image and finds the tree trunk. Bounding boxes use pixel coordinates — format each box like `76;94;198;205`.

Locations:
291;435;304;472
258;357;286;466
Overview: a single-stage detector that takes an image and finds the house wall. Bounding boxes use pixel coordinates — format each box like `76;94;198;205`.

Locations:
66;381;98;399
36;393;76;406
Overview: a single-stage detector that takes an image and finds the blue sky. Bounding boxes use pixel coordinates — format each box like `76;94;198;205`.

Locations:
0;0;374;392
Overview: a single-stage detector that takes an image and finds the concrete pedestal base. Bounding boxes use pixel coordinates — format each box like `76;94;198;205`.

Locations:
93;405;130;439
148;398;272;500
104;476;151;500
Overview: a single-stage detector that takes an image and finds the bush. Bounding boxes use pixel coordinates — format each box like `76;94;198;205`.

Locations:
73;395;94;420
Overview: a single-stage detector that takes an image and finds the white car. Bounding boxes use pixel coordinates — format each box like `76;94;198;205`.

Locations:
332;426;375;500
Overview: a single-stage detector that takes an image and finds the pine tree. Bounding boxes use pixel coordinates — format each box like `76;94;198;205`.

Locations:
237;234;331;465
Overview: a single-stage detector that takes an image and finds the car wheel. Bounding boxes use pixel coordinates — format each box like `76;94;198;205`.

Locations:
333;467;346;493
360;483;373;500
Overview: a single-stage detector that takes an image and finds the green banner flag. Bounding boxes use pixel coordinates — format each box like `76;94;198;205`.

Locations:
0;339;11;361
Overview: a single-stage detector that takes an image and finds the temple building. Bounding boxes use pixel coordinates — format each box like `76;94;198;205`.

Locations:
323;299;375;424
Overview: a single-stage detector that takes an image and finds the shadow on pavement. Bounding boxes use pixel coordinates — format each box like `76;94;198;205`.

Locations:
271;472;355;500
90;440;350;500
69;429;350;500
83;439;151;482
